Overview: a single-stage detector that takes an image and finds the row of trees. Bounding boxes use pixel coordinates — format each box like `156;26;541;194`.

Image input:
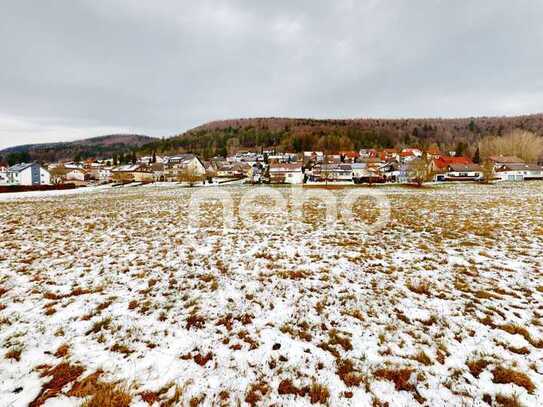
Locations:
478;130;543;163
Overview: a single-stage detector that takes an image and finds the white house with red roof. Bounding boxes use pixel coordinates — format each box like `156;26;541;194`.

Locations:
400;148;423;162
430;156;473;173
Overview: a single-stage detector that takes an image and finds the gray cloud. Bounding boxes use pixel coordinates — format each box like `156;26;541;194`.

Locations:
1;0;542;149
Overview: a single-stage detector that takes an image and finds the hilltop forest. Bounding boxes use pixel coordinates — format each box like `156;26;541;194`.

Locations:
138;114;543;159
2;114;543;164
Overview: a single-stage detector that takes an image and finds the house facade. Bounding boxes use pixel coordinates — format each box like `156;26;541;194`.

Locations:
164;154;206;181
65;169;87;182
111;164;154;183
495;163;543;181
351;164;384;183
5;163;51;186
269;163;304;184
435;164;482;181
310;164;353;182
0;166;7;185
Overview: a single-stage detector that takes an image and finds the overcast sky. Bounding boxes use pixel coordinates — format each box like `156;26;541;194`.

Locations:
1;0;542;150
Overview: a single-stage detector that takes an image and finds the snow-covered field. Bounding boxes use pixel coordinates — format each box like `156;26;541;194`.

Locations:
1;182;542;406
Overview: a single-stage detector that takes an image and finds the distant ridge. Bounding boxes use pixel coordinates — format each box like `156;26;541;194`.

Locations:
0;134;157;162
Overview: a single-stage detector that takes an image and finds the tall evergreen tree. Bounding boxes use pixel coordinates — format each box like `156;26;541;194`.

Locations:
473;147;481;164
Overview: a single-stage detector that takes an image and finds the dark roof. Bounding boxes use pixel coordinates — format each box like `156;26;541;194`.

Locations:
8;163;35;172
497;163;542;171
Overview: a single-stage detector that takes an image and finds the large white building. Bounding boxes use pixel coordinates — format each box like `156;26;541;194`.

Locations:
495;163;543;181
4;163;51;186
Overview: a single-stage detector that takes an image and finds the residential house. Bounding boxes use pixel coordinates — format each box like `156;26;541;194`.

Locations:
227;151;263;164
65;169;87;182
435;164;482;182
400;148;423;162
139;155;164;165
359;149;378;159
430;156;473;174
269;163;304;184
379;161;401;182
495;163;543;181
5;163;51;186
358;157;383;171
352;163;384;184
111;164;154;183
0;166;7;185
379;149;400;162
303;151;324;165
339;151;360;163
247;163;264;183
488;156;525;169
214;162;249;179
267;152;298;163
63;162;85;170
149;163;166;181
164;154;206;181
310;163;353;182
98;167;113;183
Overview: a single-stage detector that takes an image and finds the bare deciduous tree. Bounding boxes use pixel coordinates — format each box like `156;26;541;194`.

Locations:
177;166;204;187
408;158;430;186
479;130;543;162
481;160;495;184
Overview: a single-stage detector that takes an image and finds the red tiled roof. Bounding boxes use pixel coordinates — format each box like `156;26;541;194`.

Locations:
339;151;360;158
400;150;417;157
433;156;472;169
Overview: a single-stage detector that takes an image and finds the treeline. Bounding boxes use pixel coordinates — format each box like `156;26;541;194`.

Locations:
137;114;543;159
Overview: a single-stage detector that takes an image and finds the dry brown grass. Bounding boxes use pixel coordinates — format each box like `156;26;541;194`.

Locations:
186;314;206;330
5;348;22;362
308;382;330;404
467;358;491;378
374;368;415;392
277;379;300;396
30;363;85;406
412;351;432;366
406;279;432;296
67;370;103;397
495;393;523;407
499;323;543;348
336;359;364;387
193;352;213;366
276;379;329;404
86;317;112;335
245;381;270;407
492;366;535;393
54;344;69;358
81;382;132;407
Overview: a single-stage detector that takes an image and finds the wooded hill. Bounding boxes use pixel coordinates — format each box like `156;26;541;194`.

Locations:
138;114;543;159
0;134;157;165
2;114;543;164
